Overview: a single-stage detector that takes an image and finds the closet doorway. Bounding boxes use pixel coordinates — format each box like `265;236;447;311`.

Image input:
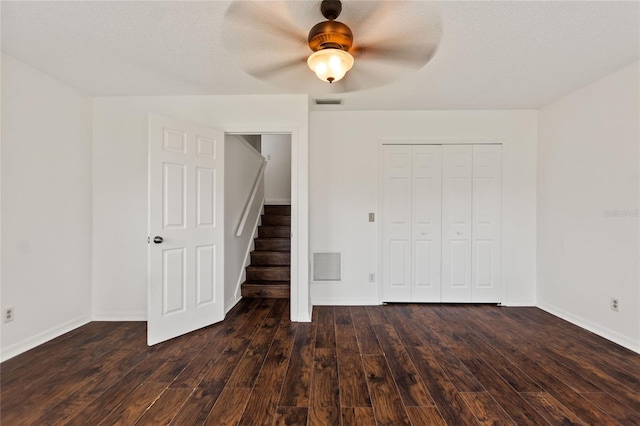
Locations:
381;144;502;303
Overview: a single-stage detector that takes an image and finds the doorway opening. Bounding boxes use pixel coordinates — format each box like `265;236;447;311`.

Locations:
226;134;292;302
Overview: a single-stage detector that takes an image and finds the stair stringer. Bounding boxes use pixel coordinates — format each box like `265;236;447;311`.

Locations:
228;200;264;311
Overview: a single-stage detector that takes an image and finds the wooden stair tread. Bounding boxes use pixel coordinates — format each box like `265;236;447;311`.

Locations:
241;283;290;298
244;205;291;299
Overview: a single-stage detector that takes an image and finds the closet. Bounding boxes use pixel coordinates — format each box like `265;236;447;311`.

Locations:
382;144;502;303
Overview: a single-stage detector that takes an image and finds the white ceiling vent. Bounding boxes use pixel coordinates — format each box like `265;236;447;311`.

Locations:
314;98;343;105
313;252;341;281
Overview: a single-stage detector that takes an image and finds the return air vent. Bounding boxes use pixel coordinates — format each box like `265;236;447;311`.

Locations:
313;252;341;281
314;98;343;105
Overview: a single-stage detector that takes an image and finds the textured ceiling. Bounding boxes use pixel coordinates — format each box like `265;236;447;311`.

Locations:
2;1;638;110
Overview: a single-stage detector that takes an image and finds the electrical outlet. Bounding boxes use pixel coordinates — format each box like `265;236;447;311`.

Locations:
368;273;375;283
611;298;619;312
4;307;14;323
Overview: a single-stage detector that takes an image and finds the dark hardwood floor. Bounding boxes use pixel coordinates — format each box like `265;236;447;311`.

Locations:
2;299;639;425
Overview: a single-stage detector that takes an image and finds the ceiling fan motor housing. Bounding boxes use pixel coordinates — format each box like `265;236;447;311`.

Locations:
308;0;353;52
308;20;353;52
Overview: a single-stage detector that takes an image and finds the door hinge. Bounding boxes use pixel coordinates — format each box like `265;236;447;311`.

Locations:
147;236;150;244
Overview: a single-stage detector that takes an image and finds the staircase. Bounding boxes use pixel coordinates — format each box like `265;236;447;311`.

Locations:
241;205;291;299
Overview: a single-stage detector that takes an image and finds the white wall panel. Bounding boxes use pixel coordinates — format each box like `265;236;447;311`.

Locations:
1;54;92;361
262;134;291;205
538;61;639;352
311;110;537;306
92;95;309;322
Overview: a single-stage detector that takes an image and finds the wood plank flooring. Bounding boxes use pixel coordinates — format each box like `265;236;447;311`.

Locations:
2;300;640;425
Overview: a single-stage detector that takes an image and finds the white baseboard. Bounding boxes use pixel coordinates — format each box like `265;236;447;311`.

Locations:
265;198;291;205
0;315;91;362
538;303;640;354
500;300;536;307
296;311;313;322
311;297;381;306
92;311;147;321
225;294;242;314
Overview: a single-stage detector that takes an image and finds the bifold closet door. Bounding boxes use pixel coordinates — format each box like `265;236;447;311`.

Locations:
382;144;501;304
382;145;412;302
471;145;502;302
411;146;442;301
382;145;442;302
441;145;473;302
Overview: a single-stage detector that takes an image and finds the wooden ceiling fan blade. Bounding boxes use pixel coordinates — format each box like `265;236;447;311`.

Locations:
224;1;307;46
354;42;438;65
322;64;381;94
249;57;308;80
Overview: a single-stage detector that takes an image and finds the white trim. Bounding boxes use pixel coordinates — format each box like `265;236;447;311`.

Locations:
499;301;536;307
0;315;91;362
231;200;264;306
538;303;640;354
225;293;242;315
312;297;381;306
236;162;267;236
92;311;147;321
379;138;506;146
265;198;292;205
234;135;266;161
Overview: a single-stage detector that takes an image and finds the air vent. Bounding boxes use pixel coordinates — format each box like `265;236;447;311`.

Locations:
314;98;343;105
313;252;341;281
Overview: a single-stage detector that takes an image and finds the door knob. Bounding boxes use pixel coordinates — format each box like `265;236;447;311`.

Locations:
153;236;164;244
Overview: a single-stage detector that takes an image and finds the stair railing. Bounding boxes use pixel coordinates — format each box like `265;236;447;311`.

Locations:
236;160;267;236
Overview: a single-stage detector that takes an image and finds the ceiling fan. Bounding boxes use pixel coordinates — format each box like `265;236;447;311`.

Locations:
223;0;441;94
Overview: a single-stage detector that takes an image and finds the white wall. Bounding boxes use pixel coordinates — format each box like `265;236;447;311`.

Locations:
225;135;264;311
538;61;640;352
262;134;291;205
91;95;310;322
310;110;538;306
1;54;92;361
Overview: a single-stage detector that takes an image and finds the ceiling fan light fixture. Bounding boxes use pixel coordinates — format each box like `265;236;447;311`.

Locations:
307;48;354;83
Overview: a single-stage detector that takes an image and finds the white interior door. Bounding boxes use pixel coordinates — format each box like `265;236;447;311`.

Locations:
441;145;473;302
382;145;412;302
472;145;502;302
148;113;225;345
412;145;442;302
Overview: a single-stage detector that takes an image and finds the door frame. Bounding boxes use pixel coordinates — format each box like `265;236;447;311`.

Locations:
225;125;310;322
377;139;505;305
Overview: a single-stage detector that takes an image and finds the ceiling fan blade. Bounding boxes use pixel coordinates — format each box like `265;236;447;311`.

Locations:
338;1;392;30
314;64;381;94
249;56;308;80
353;41;438;65
224;1;307;46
